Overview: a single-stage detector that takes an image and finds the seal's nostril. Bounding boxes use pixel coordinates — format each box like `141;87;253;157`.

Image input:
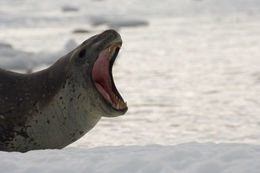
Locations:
79;49;86;58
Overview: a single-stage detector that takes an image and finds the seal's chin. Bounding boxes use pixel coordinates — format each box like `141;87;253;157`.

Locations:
92;42;127;111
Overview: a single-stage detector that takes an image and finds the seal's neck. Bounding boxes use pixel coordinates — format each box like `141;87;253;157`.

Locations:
24;56;71;105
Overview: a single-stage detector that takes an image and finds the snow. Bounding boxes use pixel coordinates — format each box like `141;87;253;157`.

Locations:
0;39;77;72
0;143;259;173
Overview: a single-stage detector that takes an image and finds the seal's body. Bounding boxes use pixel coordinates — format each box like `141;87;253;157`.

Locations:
0;30;127;152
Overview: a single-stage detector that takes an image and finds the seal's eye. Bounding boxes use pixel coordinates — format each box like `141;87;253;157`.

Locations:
78;49;86;59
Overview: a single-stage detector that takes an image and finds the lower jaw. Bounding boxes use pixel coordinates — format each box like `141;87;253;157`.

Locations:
94;82;127;110
95;82;112;103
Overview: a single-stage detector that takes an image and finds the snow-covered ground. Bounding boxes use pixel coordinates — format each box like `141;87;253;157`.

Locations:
1;143;260;173
1;0;260;172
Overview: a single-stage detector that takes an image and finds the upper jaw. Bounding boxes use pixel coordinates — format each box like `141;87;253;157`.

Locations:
104;35;122;49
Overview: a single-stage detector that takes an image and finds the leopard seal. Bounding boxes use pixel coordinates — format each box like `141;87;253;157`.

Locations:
0;30;127;152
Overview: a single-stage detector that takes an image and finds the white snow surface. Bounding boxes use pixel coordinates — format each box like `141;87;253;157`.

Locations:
1;143;260;173
0;39;77;72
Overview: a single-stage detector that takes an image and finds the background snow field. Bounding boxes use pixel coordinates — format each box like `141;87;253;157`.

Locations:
1;143;260;173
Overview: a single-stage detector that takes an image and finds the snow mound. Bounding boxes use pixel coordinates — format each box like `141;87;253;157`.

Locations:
0;39;78;73
0;143;259;173
0;42;33;72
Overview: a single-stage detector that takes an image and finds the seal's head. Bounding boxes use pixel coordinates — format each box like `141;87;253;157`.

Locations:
70;30;127;117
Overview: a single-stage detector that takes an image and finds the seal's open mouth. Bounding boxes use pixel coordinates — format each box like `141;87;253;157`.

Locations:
92;42;127;110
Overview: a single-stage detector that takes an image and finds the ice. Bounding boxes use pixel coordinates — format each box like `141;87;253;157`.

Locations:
0;42;33;72
61;6;79;12
0;39;77;72
64;39;77;52
0;143;259;173
89;16;149;30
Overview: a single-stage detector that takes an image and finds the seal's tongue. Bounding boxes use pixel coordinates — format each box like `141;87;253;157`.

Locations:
92;48;113;103
92;44;127;110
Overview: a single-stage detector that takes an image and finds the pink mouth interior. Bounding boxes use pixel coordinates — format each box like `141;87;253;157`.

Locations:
92;44;126;110
92;47;113;103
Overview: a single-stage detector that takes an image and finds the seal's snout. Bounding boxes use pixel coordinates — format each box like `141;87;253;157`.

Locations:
98;29;122;45
101;29;121;38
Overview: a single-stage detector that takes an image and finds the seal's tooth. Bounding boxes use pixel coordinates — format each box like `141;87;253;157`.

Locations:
116;103;120;109
119;101;126;109
111;92;127;109
112;93;116;100
108;47;113;60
